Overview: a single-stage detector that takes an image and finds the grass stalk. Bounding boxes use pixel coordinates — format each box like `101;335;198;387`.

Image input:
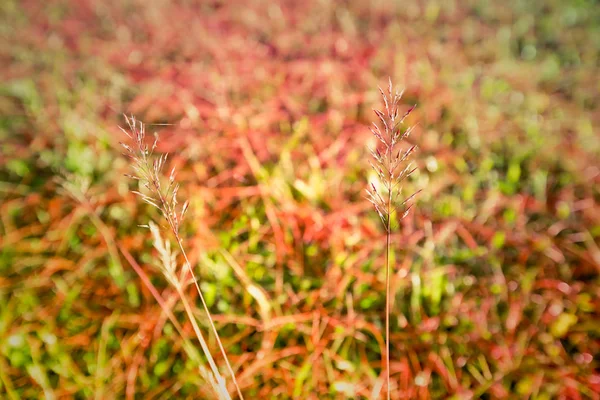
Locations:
176;238;244;400
366;79;419;398
120;115;244;399
118;243;226;397
175;284;230;399
385;209;391;400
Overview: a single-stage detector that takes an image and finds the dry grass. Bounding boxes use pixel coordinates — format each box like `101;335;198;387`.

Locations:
120;116;243;399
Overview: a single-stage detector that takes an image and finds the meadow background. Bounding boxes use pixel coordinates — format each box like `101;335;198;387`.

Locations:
1;0;599;398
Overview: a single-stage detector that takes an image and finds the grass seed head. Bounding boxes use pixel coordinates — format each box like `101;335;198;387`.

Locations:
367;80;419;231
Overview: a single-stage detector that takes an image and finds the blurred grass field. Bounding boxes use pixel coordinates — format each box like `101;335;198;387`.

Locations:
1;0;599;398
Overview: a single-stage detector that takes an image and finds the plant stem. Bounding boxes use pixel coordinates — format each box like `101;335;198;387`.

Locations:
176;236;245;400
386;144;393;400
385;230;391;399
176;285;232;400
149;171;244;399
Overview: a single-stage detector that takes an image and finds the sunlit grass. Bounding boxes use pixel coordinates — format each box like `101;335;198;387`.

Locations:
1;0;599;398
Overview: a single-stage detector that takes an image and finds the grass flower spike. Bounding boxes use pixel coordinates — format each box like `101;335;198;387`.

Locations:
367;80;419;399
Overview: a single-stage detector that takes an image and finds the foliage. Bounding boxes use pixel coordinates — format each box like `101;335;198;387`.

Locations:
1;0;599;398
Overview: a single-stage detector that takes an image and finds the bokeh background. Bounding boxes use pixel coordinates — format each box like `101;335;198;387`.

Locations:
1;0;599;398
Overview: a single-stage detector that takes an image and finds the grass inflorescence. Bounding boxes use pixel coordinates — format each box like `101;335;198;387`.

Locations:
366;80;420;399
120;115;244;400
